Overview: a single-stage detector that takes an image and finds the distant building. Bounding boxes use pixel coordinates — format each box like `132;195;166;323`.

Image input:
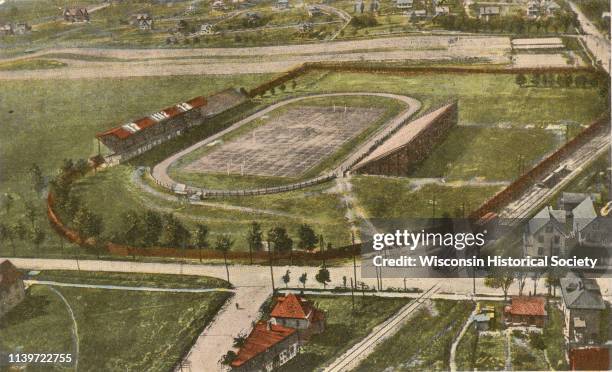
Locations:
230;321;300;371
527;1;540;18
131;14;154;30
200;23;215;34
307;5;323;17
434;6;450;16
0;260;25;318
504;296;547;327
396;0;413;9
545;1;560;15
522;193;608;258
276;0;290;9
212;0;225;10
270;294;325;337
370;0;380;12
478;6;500;21
0;22;31;36
474;303;495;331
354;0;365;13
603;11;611;21
63;7;90;23
0;24;13;36
560;272;606;345
407;9;427;19
298;22;314;32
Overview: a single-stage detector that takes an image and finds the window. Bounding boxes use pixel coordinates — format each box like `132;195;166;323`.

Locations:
554;236;560;244
545;225;553;233
538;247;544;255
538;235;544;243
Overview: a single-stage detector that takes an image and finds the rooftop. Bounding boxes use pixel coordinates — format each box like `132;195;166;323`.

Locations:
560;272;605;310
271;293;314;319
231;321;296;368
505;296;547;316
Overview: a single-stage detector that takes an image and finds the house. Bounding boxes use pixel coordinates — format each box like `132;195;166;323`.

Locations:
527;1;540;18
0;260;25;318
230;321;300;371
603;12;611;21
560;272;606;345
13;23;31;35
276;0;290;9
434;6;450;16
407;9;427;18
396;0;413;9
474;303;495;331
354;0;365;13
200;23;215;35
569;346;612;371
0;24;13;36
545;1;560;15
478;6;500;21
270;294;325;337
298;22;314;32
212;0;226;10
369;0;380;12
504;296;547;327
63;7;90;23
522;194;604;258
131;14;154;30
523;206;569;257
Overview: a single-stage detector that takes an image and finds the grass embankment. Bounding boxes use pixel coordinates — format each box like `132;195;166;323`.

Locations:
277;295;411;371
355;300;474;371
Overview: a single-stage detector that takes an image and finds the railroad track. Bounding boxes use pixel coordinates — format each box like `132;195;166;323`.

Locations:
498;131;610;226
323;283;441;372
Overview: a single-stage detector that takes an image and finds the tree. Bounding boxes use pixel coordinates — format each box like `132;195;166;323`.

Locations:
282;269;291;288
24;201;38;229
246;222;263;264
216;234;234;283
299;272;307;288
515;269;528;296
220;351;237;366
315;266;331;289
73;206;103;254
195;223;209;263
29;164;45;196
233;332;247;348
0;223;14;256
530;73;541;87
30;225;46;255
484;269;514;300
515;73;527;87
267;226;293;253
532;269;543;295
142;210;163;247
291;80;297;90
298;224;318;251
120;210;144;247
164;214;191;249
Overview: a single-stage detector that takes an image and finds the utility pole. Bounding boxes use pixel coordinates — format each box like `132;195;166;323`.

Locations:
268;239;275;292
351;232;357;291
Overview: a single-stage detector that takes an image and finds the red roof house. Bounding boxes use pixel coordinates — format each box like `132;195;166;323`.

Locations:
569;347;611;370
270;294;325;336
504;296;548;327
230;321;299;371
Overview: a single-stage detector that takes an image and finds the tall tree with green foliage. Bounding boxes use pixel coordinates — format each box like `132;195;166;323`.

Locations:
29;164;46;196
484;268;515;300
120;210;143;247
315;266;331;289
216;234;234;283
246;221;263;264
195;223;209;262
30;225;46;255
282;270;291;288
299;272;307;288
298;224;318;251
164;214;191;249
515;73;527;87
142;210;163;247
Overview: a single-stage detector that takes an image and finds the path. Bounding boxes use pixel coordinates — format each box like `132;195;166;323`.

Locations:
26;280;233;294
151;92;421;195
449;307;477;372
323;284;440;371
568;1;610;73
48;286;80;371
505;329;513;370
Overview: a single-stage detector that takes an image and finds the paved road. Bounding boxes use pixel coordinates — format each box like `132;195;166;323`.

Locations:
0;36;511;80
568;1;611;73
152;92;421;194
6;258;612;371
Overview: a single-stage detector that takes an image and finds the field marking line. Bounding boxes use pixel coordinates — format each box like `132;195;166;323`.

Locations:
48;286;79;372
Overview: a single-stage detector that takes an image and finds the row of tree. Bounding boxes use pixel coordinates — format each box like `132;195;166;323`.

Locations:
433;13;577;34
515;72;606;89
484;266;565;300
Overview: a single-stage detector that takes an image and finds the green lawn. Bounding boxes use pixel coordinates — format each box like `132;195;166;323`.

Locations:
276;295;411;371
33;270;231;289
0;281;231;371
455;324;478;370
474;332;507;370
408;126;560;181
355;300;474;371
351;177;503;219
0;58;67;71
543;304;569;370
511;333;549;371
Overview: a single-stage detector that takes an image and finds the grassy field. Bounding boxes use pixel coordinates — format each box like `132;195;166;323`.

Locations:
409;126;560;181
543;304;569;370
351;177;503;219
511;332;549;371
0;278;231;371
355;300;474;371
34;270;231;289
473;332;507;370
276;295;411;371
0;58;66;71
168;95;406;189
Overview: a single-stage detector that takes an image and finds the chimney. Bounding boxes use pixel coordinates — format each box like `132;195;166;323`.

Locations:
266;320;272;331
